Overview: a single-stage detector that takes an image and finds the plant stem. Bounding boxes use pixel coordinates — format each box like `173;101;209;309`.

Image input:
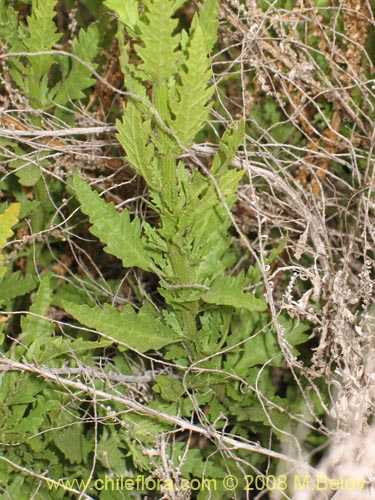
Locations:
153;84;175;211
169;242;198;341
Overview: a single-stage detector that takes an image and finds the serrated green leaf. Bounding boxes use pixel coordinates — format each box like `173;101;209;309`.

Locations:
198;308;231;353
178;447;225;479
26;0;60;55
216;168;245;209
41;336;112;362
234;332;281;373
63;301;178;352
0;272;37;302
161;310;184;336
52;24;100;105
54;425;91;465
202;274;266;312
97;435;125;470
116;101;160;190
6;376;44;405
11;161;41;187
136;0;180;84
170;23;214;146
73;173;152;271
0;3;20;52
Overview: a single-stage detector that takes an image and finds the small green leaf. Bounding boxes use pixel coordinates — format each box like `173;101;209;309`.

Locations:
23;0;61;106
97;435;125;470
7;377;44;405
54;425;91;465
0;272;37;302
281;315;310;346
104;0;139;34
26;0;61;55
202;274;267;312
41;336;112;362
264;235;288;265
153;375;185;402
234;332;281;372
179;447;225;479
11;161;41;187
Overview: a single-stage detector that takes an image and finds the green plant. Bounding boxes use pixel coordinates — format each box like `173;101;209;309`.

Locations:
62;0;320;497
0;1;328;498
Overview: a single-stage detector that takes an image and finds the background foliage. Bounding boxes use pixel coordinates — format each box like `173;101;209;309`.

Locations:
0;1;374;499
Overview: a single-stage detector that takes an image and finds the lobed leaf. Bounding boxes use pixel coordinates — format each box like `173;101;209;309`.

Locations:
54;425;92;465
202;274;267;312
0;272;37;303
52;24;100;105
24;0;61;105
169;23;214;146
191;0;219;52
116;101;160;190
136;0;180;85
0;3;20;53
73;173;152;271
26;0;61;56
